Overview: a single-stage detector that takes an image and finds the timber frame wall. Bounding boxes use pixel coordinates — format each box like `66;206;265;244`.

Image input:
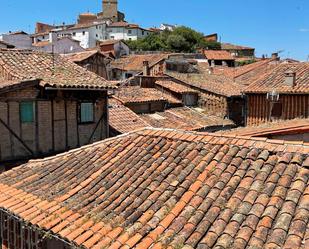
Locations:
0;85;109;163
246;94;309;126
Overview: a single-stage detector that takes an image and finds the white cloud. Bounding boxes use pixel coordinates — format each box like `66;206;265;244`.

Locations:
299;28;309;32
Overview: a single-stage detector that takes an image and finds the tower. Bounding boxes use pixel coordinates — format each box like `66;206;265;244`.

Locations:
102;0;119;21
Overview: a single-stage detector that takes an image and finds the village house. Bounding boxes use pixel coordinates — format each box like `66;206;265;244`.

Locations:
32;36;84;54
110;54;168;80
203;50;235;67
107;22;152;41
0;31;32;49
32;22;109;49
0;127;308;249
221;43;255;58
165;69;246;126
113;86;182;114
213;57;280;85
244;62;309;126
62;50;109;79
98;39;130;58
0;49;116;164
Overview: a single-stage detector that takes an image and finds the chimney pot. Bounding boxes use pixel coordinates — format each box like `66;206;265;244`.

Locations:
143;61;150;76
284;70;296;87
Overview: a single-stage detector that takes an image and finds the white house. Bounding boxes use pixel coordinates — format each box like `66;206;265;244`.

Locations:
107;22;152;41
32;22;109;49
160;23;177;31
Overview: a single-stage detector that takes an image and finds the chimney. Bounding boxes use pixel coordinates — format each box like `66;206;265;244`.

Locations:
272;53;279;60
49;31;57;43
143;61;150;76
284;70;296;87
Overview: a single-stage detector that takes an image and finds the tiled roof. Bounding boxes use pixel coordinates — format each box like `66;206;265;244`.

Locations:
166;71;244;97
140;107;235;131
109;98;150;133
100;40;123;46
111;54;169;72
109;22;139;28
62;50;104;63
217;119;309;137
0;77;38;92
203;50;234;60
0;128;308;249
0;49;116;89
221;43;254;51
155;79;198;94
245;62;309;94
213;59;279;83
114;86;182;104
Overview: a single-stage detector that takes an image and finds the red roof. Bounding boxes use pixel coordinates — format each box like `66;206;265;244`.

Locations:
245;62;309;94
0;128;308;249
204;50;234;60
0;49;116;90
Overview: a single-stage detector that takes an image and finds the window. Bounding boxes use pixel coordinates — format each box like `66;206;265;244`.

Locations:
20;101;34;123
142;30;145;35
79;102;94;123
271;102;283;118
82;31;86;35
128;30;132;34
72;32;76;36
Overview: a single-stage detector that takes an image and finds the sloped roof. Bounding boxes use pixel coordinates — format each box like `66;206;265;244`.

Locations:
245;62;309;94
213;59;279;84
217;118;309;137
62;50;105;63
155;79;198;94
114;86;182;104
167;71;244;97
0;49;116;90
111;54;169;72
140;107;235;131
221;43;254;51
204;50;234;60
0;128;308;249
109;98;150;133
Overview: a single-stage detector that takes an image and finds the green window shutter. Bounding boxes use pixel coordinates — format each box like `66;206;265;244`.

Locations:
20;102;34;123
80;103;94;123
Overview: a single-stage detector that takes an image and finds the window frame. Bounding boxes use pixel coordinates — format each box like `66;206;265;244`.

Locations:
20;101;35;123
78;102;95;124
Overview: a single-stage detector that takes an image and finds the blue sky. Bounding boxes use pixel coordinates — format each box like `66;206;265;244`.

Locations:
1;0;308;60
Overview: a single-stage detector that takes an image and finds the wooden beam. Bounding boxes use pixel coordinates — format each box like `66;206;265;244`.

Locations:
0;118;34;156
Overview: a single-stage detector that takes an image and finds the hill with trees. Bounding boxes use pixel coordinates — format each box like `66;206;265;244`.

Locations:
126;26;221;53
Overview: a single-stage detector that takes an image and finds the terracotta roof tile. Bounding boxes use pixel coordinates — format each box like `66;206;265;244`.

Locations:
109;98;150;133
0;49;116;89
62;50;105;62
245;62;309;94
111;54;169;72
155;79;198;94
0;128;308;249
166;71;244;97
217;119;309;138
140;107;234;131
114;86;182;104
203;50;234;60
